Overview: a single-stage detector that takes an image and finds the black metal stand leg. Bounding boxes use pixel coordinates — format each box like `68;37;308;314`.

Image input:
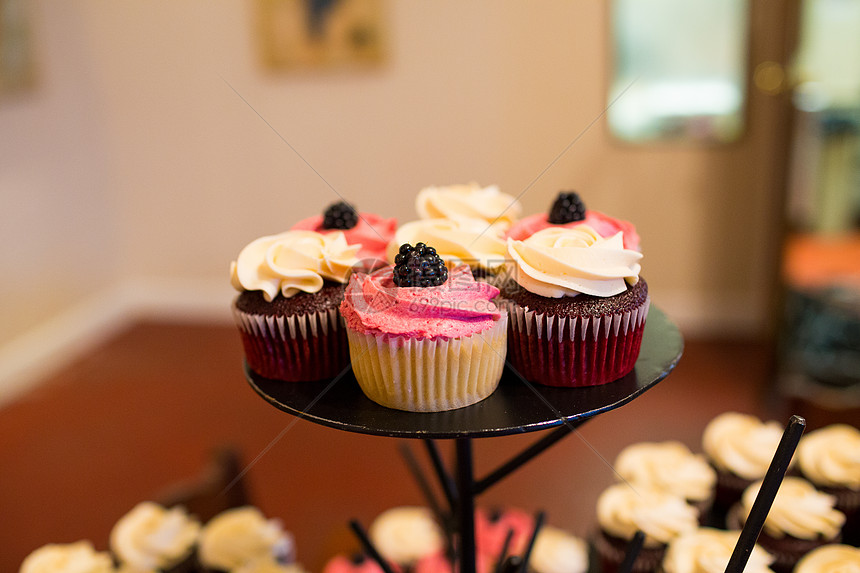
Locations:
456;438;476;573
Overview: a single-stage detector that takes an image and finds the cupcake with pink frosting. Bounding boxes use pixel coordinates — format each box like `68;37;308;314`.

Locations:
340;242;507;412
292;201;396;262
506;191;640;251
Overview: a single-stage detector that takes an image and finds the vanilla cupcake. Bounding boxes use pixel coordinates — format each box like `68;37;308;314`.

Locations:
797;424;860;545
387;218;508;282
614;441;717;521
794;544;860;573
733;477;845;573
416;182;522;231
702;412;790;523
368;506;445;568
662;528;774;573
594;483;699;573
197;507;295;573
20;542;115;573
230;230;360;382
530;525;589;573
110;502;201;573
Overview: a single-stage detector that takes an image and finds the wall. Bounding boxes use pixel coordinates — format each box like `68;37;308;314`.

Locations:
0;1;784;401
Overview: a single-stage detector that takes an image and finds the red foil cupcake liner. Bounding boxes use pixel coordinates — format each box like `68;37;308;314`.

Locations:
233;306;349;382
505;297;649;387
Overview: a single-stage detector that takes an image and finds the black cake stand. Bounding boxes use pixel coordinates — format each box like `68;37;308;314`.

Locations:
246;305;684;573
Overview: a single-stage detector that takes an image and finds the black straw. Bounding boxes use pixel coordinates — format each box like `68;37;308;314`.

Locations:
518;511;545;573
618;531;645;573
494;529;515;573
724;415;806;573
348;519;397;573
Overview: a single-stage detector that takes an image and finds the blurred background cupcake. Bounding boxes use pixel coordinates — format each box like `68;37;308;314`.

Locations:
368;506;445;570
730;477;845;573
230;230;360;382
110;501;201;573
701;412;790;526
662;527;774;573
197;506;296;573
594;483;699;573
796;424;860;546
415;183;522;233
793;544;860;573
19;541;116;573
613;441;717;524
291;200;397;263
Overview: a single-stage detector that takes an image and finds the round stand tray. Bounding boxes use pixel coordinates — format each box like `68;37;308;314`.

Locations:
246;305;683;439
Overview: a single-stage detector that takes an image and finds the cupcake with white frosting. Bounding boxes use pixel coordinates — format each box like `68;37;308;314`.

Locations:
793;544;860;573
500;225;648;387
732;477;845;573
530;525;589;573
662;528;774;573
614;441;716;522
197;507;295;573
701;412;790;525
797;424;860;545
594;483;699;573
416;182;522;232
368;506;445;568
20;541;115;573
110;502;200;573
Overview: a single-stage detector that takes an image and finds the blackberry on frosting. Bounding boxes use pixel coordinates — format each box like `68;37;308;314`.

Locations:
322;201;359;230
393;242;448;287
548;191;586;225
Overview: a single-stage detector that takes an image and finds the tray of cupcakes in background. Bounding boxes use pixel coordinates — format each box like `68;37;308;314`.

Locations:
230;184;653;414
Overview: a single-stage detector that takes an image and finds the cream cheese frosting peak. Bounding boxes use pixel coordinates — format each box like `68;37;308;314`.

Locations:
596;483;699;547
614;441;716;502
663;528;774;573
230;230;361;301
198;506;295;572
507;226;642;298
741;477;845;540
388;218;508;271
368;506;444;566
798;424;860;490
20;542;115;573
109;502;200;572
702;412;789;480
794;545;860;573
416;183;522;229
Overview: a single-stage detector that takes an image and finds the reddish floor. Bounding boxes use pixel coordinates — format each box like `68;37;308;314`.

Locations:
0;321;840;572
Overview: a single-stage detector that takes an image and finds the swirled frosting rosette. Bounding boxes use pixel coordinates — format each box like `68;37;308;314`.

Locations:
340;265;507;412
416;183;522;231
198;507;295;573
109;502;200;572
230;230;362;382
19;542;115;573
368;507;444;567
794;545;860;573
500;226;649;388
662;528;774;573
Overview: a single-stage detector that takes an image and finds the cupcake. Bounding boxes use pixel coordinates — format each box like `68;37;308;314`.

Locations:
387;218;508;282
291;201;397;262
732;477;846;573
613;441;717;521
197;506;295;573
232;558;310;573
20;541;116;573
416;183;522;232
506;191;640;251
794;545;860;573
500;225;648;388
323;555;400;573
701;412;791;525
796;424;860;545
368;507;445;568
340;243;508;412
529;525;589;573
594;483;699;573
662;528;774;573
230;230;360;382
110;502;200;573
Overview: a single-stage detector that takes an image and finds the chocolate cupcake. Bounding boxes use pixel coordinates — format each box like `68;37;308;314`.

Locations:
501;226;648;388
230;230;360;382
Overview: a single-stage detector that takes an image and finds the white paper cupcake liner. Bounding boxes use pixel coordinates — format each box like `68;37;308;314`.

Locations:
347;314;508;412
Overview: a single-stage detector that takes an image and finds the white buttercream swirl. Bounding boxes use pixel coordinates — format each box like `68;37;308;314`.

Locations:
369;506;444;566
198;507;295;572
596;483;699;547
530;525;589;573
702;412;788;480
615;441;716;503
416;183;522;229
663;528;774;573
798;424;860;490
506;226;642;298
740;477;845;540
794;544;860;573
230;230;361;301
19;541;115;573
109;502;199;572
387;218;508;271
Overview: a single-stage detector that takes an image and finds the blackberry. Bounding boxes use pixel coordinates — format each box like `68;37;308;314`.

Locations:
321;201;359;230
548;191;586;225
392;242;448;287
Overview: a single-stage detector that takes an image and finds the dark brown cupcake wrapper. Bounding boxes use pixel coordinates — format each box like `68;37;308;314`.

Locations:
505;297;649;388
234;306;350;382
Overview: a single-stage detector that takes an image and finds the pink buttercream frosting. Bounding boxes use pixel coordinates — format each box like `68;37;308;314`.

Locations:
323;555;402;573
340;265;502;339
506;211;640;251
292;212;397;261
